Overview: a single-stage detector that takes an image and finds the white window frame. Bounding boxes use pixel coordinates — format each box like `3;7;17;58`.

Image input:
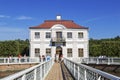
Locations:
35;48;40;57
78;32;84;38
46;48;51;56
67;48;72;57
46;32;51;38
67;32;72;38
78;48;84;57
35;32;40;39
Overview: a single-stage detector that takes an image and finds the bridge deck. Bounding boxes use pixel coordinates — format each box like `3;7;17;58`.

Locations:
45;62;74;80
45;62;63;80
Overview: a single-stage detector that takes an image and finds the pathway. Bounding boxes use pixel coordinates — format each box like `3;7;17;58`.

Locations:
45;62;63;80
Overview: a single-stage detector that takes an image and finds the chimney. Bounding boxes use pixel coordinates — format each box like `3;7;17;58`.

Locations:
56;15;61;20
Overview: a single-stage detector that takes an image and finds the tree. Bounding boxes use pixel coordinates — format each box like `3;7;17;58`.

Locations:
89;37;120;57
0;39;29;57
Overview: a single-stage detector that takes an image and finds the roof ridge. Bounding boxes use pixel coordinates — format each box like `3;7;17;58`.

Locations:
44;20;73;22
29;19;88;29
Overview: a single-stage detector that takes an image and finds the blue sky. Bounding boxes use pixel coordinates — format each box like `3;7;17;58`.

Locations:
0;0;120;40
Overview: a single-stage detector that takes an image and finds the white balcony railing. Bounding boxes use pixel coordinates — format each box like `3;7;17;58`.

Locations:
51;37;66;42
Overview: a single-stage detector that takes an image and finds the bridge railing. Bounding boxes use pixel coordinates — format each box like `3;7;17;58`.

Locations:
64;58;120;80
81;57;120;65
1;59;54;80
0;57;40;64
70;57;120;65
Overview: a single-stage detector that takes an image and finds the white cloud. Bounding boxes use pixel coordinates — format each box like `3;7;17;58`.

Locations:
0;15;10;18
16;16;33;20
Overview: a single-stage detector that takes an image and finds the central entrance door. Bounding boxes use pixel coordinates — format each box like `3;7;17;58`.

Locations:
55;46;62;62
56;46;62;55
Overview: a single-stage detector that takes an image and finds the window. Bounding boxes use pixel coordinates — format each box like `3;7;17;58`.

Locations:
78;32;83;38
78;48;83;57
46;48;51;56
56;32;62;38
67;48;72;57
67;32;72;38
46;32;51;38
35;48;40;57
35;32;40;39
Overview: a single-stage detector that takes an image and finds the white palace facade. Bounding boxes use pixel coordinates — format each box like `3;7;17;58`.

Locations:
29;16;89;58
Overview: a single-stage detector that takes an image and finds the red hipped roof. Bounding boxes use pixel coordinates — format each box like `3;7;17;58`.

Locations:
29;20;88;29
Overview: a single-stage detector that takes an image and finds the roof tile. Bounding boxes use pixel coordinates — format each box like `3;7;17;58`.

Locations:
29;20;88;29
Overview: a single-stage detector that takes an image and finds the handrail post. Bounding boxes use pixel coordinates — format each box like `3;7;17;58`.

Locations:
7;58;9;63
19;58;20;63
97;58;99;64
97;76;101;80
111;58;114;63
43;64;45;78
4;58;6;63
74;63;75;77
34;69;37;80
77;65;79;80
108;58;110;65
86;58;88;64
40;65;42;80
84;69;87;80
21;74;25;80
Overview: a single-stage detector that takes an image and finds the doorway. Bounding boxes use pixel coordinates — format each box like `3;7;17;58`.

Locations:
56;46;62;55
55;46;63;62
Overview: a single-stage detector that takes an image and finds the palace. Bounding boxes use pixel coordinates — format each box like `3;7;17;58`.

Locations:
29;16;89;58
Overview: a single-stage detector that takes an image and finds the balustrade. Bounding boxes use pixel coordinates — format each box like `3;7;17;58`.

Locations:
70;57;120;65
64;58;120;80
1;59;54;80
51;37;66;42
0;57;40;64
81;57;120;65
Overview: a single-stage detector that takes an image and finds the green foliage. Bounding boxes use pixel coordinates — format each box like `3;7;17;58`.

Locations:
89;45;101;57
89;36;120;57
0;36;120;57
0;39;29;57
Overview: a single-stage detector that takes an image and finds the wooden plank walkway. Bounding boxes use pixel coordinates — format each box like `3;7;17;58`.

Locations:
45;62;74;80
45;62;63;80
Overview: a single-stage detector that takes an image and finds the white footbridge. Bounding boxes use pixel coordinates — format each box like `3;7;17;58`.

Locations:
0;57;120;80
